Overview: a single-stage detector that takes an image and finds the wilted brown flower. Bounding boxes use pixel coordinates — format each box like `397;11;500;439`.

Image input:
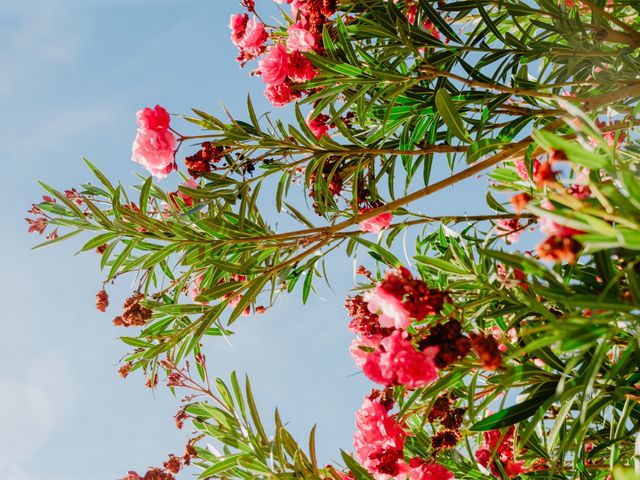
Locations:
470;333;502;370
163;454;182;474
118;362;132;378
537;236;582;263
510;192;531;214
112;293;152;327
96;289;109;312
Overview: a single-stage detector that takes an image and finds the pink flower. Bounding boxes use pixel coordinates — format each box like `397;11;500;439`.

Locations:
168;178;199;211
288;51;317;83
191;274;206;303
264;82;299;107
359;211;393;234
290;0;306;17
364;285;411;329
238;17;268;58
350;335;382;369
591;119;626;150
259;44;289;85
286;22;316;52
364;267;450;328
25;217;48;234
229;14;248;45
224;274;250;316
491;327;518;353
306;112;330;139
533;358;545;368
131;105;176;179
475;426;526;478
178;177;198;206
354;397;409;479
515;159;540;181
538;200;583;238
409;461;455;480
230;14;268;63
405;3;417;23
423;19;442;41
496;219;521;243
361;330;439;389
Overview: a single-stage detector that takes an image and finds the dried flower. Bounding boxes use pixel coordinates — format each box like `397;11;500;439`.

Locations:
420;320;471;369
536;235;582;263
510;193;531;214
174;408;188;429
470;333;502;370
118;362;132;378
345;295;393;337
145;373;159;389
96;289;109;312
112;293;153;327
163;454;182;474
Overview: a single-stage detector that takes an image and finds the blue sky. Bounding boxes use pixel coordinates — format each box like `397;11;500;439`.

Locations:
1;1;493;479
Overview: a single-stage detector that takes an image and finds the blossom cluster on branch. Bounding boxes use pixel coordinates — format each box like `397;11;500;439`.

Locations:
26;0;640;479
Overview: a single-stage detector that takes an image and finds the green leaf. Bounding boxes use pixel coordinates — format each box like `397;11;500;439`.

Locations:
138;176;153;215
341;451;374;480
467;139;503;164
415;255;468;275
31;229;83;250
435;89;471;142
84;157;115;194
533;130;611;171
198;454;243;478
245;374;269;444
352;237;402;268
470;382;558;431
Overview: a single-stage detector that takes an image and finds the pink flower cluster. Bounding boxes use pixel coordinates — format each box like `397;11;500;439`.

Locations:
591;119;627;150
496;218;521;244
230;0;334;107
354;396;409;479
359;209;393;234
259;43;317;107
359;330;439;389
474;426;525;478
230;14;268;64
348;268;451;389
512;150;592;264
306;112;332;140
399;1;446;42
364;267;450;329
354;396;454;479
131;105;176;179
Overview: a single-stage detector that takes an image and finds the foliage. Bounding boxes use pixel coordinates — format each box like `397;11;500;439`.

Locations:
27;0;640;479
